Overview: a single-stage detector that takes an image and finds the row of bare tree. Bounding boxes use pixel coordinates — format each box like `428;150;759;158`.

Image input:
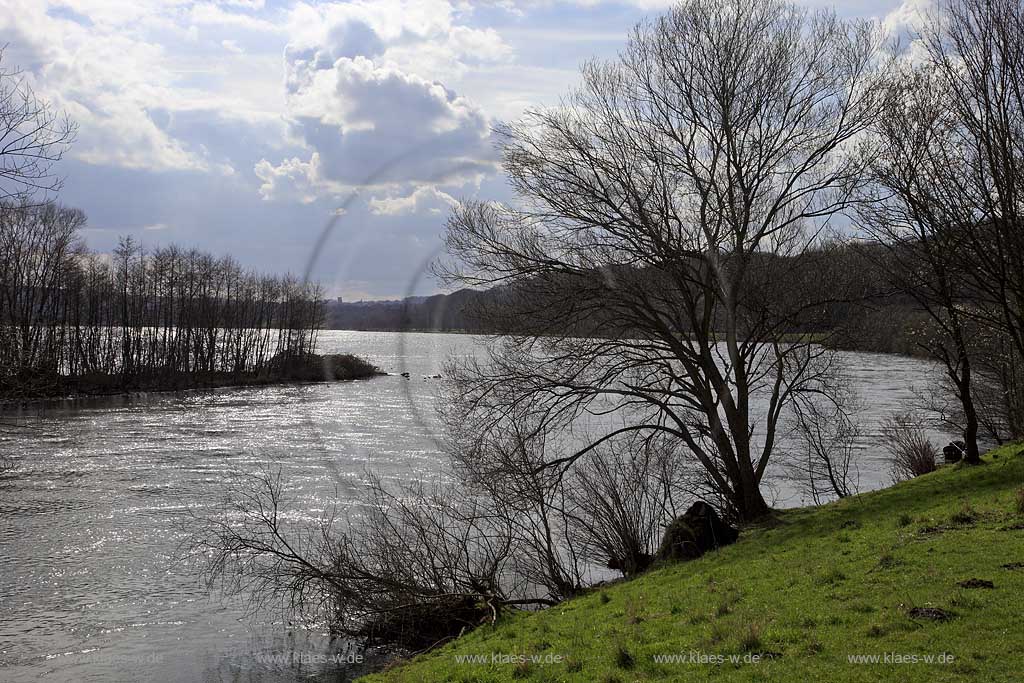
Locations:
0;48;326;399
0;201;324;398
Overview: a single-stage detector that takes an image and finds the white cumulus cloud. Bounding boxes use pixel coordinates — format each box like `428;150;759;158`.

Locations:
368;186;458;215
256;58;496;198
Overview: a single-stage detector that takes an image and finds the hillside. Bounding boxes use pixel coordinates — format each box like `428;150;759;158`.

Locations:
362;444;1024;682
324;289;487;332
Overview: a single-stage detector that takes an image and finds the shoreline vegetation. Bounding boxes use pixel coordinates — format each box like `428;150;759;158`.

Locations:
361;444;1024;682
0;204;386;405
0;352;384;408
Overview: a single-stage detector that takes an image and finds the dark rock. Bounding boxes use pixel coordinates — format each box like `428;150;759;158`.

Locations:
957;578;995;589
943;441;966;464
1001;562;1024;570
657;501;738;563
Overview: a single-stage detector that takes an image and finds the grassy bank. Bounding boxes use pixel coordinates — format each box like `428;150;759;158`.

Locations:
363;443;1024;682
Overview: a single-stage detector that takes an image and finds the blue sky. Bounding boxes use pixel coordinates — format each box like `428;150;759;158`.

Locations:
2;0;914;299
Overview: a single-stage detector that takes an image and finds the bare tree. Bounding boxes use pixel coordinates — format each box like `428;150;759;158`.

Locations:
783;373;863;503
186;466;559;651
0;51;76;202
885;0;1024;444
924;0;1024;358
970;327;1024;440
567;432;686;576
187;420;697;649
442;406;589;599
443;393;684;581
853;64;984;464
436;0;890;521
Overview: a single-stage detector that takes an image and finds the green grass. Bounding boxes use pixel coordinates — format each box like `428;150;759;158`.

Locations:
360;443;1024;682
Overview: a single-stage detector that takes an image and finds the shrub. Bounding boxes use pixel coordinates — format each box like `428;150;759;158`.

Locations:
882;411;938;481
268;352;382;382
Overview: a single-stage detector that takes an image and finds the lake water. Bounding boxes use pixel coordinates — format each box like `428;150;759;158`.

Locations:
0;331;947;682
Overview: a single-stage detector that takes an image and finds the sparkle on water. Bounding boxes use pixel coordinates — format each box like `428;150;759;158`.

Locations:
0;332;946;682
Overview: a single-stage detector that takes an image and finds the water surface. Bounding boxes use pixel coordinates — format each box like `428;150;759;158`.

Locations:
0;332;945;682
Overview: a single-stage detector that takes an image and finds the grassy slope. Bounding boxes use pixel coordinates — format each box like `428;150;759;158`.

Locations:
362;444;1024;682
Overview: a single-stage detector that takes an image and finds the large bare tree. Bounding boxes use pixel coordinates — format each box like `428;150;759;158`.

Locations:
854;65;984;463
854;0;1024;450
938;0;1024;345
0;51;76;202
437;0;889;521
917;0;1024;433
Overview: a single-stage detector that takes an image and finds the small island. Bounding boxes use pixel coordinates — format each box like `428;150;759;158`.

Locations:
0;213;382;404
0;351;384;405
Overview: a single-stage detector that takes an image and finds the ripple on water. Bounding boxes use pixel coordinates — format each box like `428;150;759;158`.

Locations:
0;333;947;682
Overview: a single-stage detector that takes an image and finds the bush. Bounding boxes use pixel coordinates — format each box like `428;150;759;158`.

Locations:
882;411;938;482
267;352;381;382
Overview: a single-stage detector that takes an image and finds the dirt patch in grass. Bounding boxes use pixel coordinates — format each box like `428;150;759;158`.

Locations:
908;607;953;621
957;578;995;589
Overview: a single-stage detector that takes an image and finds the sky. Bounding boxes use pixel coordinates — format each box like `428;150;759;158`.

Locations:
1;0;917;300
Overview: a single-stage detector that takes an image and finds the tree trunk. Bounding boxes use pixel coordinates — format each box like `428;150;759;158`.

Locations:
960;359;982;465
732;463;771;522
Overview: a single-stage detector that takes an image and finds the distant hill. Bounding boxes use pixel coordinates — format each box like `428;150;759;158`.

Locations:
323;289;487;332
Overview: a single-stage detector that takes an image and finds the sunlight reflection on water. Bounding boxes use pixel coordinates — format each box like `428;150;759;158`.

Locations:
0;331;945;682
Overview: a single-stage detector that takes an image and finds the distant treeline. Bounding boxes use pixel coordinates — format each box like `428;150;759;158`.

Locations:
324;289;487;332
322;242;923;353
0;202;325;399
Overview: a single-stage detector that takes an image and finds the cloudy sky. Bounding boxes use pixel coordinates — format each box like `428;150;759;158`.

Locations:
2;0;913;299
